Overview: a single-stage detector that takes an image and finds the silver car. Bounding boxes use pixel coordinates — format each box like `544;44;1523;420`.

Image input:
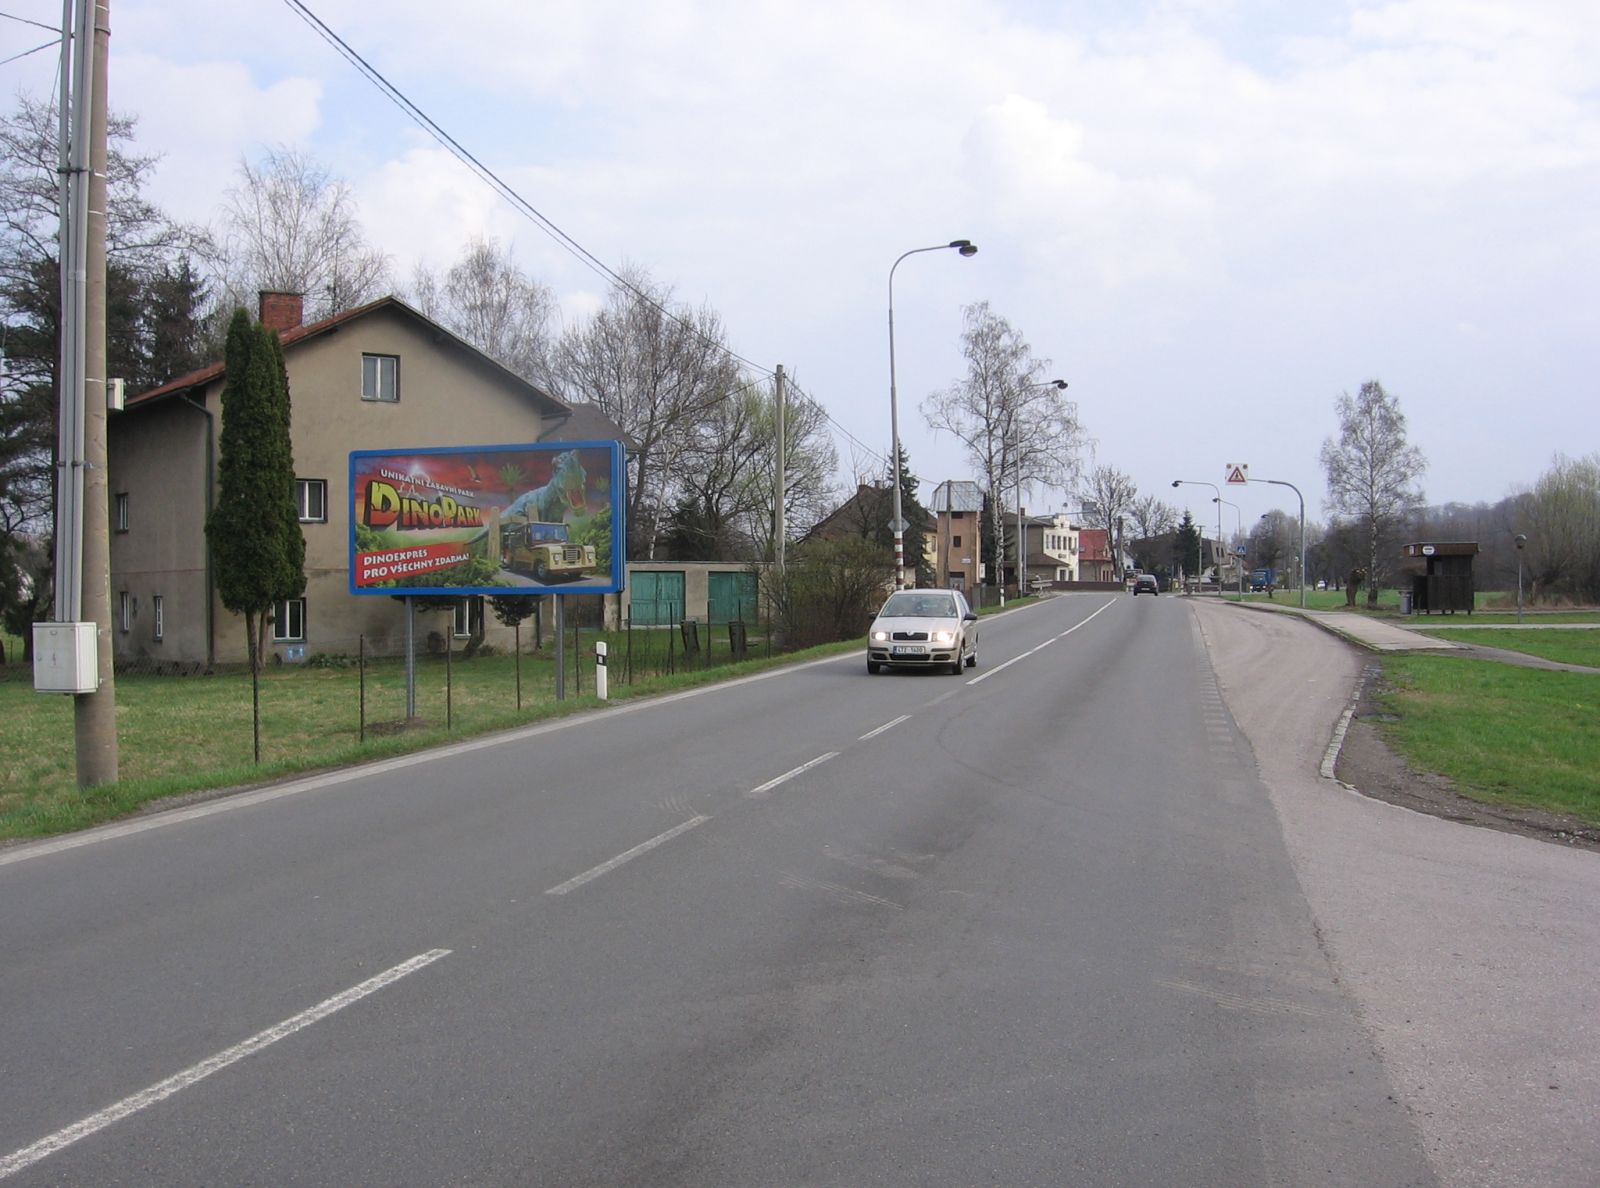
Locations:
866;589;978;675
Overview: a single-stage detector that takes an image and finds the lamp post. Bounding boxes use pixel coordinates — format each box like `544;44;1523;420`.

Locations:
889;239;977;590
1213;496;1241;590
1172;479;1222;591
1248;476;1306;608
1515;533;1528;623
1015;379;1068;597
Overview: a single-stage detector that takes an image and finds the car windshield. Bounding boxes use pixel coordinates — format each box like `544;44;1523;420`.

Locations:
880;592;958;618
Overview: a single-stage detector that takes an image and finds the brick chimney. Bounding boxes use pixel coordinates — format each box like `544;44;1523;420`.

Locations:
258;291;304;333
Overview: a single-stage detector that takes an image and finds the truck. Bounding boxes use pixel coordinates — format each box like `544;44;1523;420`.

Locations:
500;518;597;583
1249;567;1277;592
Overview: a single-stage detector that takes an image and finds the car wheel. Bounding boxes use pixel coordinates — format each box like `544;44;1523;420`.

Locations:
867;660;881;675
533;559;549;582
965;650;977;669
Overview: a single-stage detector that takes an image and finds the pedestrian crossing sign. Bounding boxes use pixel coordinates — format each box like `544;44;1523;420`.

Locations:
1225;463;1248;484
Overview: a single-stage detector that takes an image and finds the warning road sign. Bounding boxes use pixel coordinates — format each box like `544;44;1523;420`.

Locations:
1225;463;1248;484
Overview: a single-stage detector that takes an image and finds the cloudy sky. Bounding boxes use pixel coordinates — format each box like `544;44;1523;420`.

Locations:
4;0;1596;532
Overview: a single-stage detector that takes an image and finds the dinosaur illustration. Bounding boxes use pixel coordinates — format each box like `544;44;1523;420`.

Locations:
503;450;589;523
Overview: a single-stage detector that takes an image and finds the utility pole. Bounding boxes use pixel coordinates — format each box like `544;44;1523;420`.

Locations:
51;0;117;786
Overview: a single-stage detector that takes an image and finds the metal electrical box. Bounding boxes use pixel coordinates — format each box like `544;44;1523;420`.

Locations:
33;622;100;693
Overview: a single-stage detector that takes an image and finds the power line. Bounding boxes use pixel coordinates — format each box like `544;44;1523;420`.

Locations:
278;1;883;473
0;37;58;68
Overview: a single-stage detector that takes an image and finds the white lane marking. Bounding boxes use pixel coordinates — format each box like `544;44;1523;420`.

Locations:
967;598;1119;685
544;815;711;896
859;715;911;741
743;752;839;799
0;949;451;1181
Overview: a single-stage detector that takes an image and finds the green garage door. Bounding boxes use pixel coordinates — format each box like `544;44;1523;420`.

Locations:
629;570;684;626
708;571;757;624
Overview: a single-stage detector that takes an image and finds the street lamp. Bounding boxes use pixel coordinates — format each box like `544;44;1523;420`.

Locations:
1515;533;1528;623
1172;479;1222;591
889;239;978;590
1247;476;1306;608
1016;379;1068;597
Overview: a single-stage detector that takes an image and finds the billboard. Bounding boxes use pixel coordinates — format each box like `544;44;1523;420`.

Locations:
348;441;626;596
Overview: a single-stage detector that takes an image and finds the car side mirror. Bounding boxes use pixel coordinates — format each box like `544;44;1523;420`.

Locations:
963;612;978;621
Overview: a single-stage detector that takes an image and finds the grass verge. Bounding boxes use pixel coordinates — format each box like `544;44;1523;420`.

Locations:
1418;629;1600;668
1373;655;1600;825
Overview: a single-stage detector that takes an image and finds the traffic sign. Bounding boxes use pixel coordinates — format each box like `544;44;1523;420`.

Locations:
1225;463;1248;485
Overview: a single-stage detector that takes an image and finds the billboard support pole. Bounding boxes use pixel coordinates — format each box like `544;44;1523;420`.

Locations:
554;597;566;701
405;596;417;719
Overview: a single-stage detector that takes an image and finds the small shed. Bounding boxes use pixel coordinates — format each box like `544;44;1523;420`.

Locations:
1400;541;1478;614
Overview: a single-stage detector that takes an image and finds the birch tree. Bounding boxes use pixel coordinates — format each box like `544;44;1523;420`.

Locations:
1319;380;1426;606
922;302;1085;585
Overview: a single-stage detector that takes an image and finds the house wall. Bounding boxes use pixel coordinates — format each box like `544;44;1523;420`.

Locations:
935;509;981;589
107;397;211;666
110;305;557;666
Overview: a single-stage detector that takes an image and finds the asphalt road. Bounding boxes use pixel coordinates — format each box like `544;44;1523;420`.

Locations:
0;591;1521;1185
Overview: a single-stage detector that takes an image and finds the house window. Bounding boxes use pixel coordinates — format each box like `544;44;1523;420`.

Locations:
271;598;306;643
119;591;131;633
453;598;482;639
152;595;163;642
361;354;399;402
952;535;962;548
114;492;129;533
296;478;327;522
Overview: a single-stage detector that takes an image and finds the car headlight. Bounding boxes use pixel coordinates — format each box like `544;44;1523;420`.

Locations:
871;630;889;642
932;630;955;644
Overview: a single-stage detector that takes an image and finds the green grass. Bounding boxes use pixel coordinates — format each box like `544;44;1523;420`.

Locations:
1410;628;1600;668
1372;655;1600;825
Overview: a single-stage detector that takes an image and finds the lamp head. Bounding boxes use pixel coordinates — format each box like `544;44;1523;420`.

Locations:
1515;533;1527;549
1170;480;1180;488
949;239;978;257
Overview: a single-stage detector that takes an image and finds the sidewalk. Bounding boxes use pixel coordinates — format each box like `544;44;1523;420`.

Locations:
1222;599;1458;653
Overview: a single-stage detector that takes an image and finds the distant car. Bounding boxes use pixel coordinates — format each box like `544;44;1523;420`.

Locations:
866;589;978;675
1131;573;1160;596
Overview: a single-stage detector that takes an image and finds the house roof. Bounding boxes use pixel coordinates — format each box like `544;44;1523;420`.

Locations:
126;294;569;419
806;482;932;543
929;480;984;514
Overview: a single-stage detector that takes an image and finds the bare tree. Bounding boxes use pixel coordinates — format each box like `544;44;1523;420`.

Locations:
408;236;555;384
922;302;1085;584
1319;380;1427;606
550;267;741;558
1513;453;1600;603
1079;465;1139;578
214;146;389;320
1128;495;1178;542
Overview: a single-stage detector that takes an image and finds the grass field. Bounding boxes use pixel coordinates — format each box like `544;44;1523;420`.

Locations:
1374;655;1600;825
1410;628;1600;667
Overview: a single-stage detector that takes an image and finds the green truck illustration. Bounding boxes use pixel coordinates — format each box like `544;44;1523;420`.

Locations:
500;518;597;583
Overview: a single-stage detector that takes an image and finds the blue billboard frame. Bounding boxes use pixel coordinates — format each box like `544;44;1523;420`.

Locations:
347;440;627;597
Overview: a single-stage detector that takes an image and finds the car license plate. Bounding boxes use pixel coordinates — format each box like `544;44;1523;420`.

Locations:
892;645;925;655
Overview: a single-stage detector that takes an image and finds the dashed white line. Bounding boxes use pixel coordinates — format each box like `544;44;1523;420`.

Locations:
859;715;911;741
967;597;1120;684
744;752;840;799
545;816;711;895
0;949;452;1181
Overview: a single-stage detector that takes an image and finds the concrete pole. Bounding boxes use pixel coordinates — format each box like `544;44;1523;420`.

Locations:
75;0;118;787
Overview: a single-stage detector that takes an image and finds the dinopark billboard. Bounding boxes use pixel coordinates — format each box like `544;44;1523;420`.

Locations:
347;441;626;596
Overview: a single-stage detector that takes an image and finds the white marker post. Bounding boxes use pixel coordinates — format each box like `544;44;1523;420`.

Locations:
595;640;608;700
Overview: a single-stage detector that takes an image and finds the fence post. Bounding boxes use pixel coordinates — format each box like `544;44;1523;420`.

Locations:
514;621;522;711
446;628;453;731
359;634;366;744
